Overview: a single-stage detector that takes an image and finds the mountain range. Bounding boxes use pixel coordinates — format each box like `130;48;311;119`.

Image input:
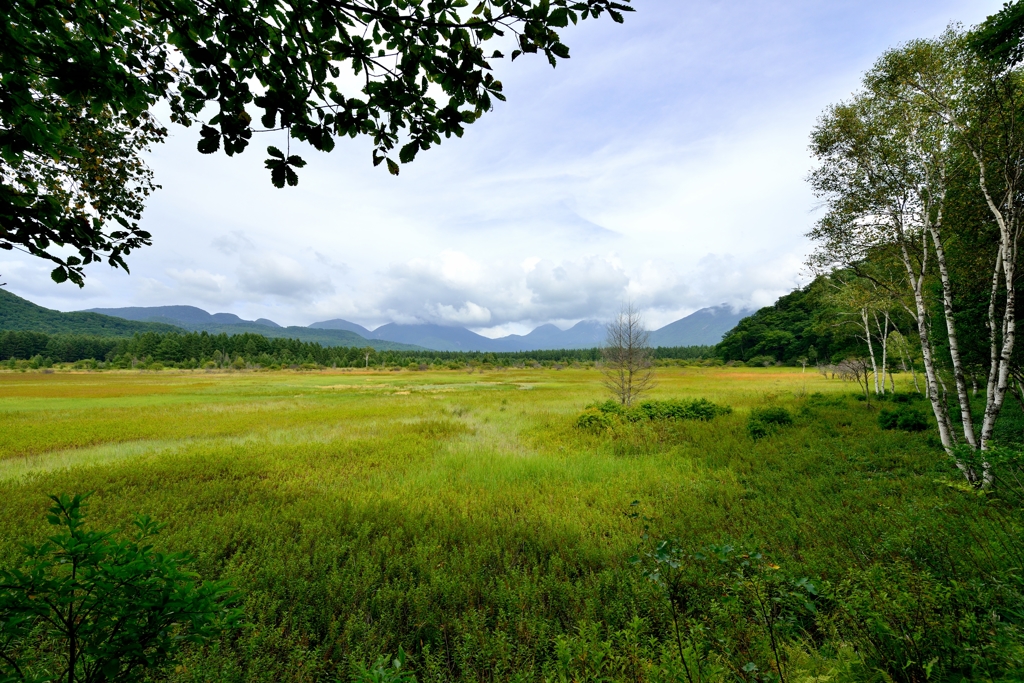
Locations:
79;303;418;350
82;302;747;351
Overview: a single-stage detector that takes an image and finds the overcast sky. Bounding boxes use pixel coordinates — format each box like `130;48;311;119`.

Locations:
0;0;1004;335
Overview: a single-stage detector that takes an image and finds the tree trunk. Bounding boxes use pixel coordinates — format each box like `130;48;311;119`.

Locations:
973;153;1019;489
929;219;978;447
862;308;880;395
979;212;1018;453
900;241;956;452
873;311;890;395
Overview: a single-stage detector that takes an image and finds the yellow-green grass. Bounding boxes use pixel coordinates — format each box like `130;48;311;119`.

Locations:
0;367;1011;681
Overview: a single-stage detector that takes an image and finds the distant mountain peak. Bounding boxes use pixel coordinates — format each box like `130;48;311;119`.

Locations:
308;318;371;336
648;306;747;347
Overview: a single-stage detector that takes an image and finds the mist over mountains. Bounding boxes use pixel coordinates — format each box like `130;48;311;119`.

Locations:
83;304;747;351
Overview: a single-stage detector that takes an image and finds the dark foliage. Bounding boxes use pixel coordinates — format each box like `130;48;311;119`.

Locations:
716;280;860;365
878;405;930;432
972;0;1024;66
747;406;794;440
0;329;713;368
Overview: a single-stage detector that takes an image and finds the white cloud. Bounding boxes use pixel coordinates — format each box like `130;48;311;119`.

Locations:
236;254;334;301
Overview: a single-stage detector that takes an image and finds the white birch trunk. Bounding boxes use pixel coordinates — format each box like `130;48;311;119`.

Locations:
977;158;1018;454
900;240;956;452
928;218;978;447
862;308;880;395
873;311;890;395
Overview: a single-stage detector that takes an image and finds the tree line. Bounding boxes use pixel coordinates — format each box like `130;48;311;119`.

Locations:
0;329;715;369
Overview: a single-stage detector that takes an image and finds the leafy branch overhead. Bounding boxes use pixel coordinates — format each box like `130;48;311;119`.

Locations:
175;0;634;178
0;0;633;284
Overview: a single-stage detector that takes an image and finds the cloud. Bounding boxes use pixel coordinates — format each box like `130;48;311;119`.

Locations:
523;256;629;319
314;251;350;274
429;301;492;325
211;231;255;255
165;268;235;305
369;253;631;326
236;254;334;301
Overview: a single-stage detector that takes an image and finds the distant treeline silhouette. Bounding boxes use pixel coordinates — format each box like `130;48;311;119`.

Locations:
0;330;715;369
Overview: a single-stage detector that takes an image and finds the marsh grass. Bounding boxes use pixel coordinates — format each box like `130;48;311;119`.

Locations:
0;367;1021;681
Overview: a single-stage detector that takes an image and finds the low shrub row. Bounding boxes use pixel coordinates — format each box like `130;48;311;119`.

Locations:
576;399;732;431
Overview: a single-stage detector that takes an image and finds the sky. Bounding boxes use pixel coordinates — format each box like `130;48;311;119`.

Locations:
0;0;1006;336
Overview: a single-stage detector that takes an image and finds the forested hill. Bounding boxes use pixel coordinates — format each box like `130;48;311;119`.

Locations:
716;280;861;365
0;289;422;350
0;288;182;336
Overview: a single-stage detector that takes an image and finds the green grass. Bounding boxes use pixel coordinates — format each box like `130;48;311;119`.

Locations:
0;366;1020;682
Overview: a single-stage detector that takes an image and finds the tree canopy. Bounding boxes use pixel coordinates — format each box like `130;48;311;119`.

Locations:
972;0;1024;66
1;0;633;285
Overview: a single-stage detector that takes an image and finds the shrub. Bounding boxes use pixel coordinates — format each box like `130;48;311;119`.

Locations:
806;392;845;407
750;406;793;427
576;410;614;432
747;406;793;440
0;494;240;683
589;399;731;422
878;405;928;432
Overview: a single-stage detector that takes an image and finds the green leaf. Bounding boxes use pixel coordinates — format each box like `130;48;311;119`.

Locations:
102;659;120;677
386;158;400;175
267;146;285;159
50;267;68;284
197;136;219;154
270;164;286;188
399;141;419;164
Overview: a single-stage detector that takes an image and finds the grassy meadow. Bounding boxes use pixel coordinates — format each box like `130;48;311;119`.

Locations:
0;366;1021;682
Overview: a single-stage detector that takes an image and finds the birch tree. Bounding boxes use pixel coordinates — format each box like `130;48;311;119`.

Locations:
822;272;904;395
809;28;1024;485
808;87;959;457
883;32;1024;455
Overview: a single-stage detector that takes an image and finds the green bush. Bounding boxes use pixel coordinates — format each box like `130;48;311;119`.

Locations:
575;410;614;432
878;405;929;432
827;562;1024;682
587;398;732;423
750;406;793;427
0;494;240;683
806;392;846;407
747;406;794;440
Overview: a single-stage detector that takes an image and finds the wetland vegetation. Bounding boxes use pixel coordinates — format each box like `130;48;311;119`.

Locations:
1;366;1021;682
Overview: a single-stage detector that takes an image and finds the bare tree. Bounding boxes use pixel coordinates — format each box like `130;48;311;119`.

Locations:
603;302;655;406
836;358;874;402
